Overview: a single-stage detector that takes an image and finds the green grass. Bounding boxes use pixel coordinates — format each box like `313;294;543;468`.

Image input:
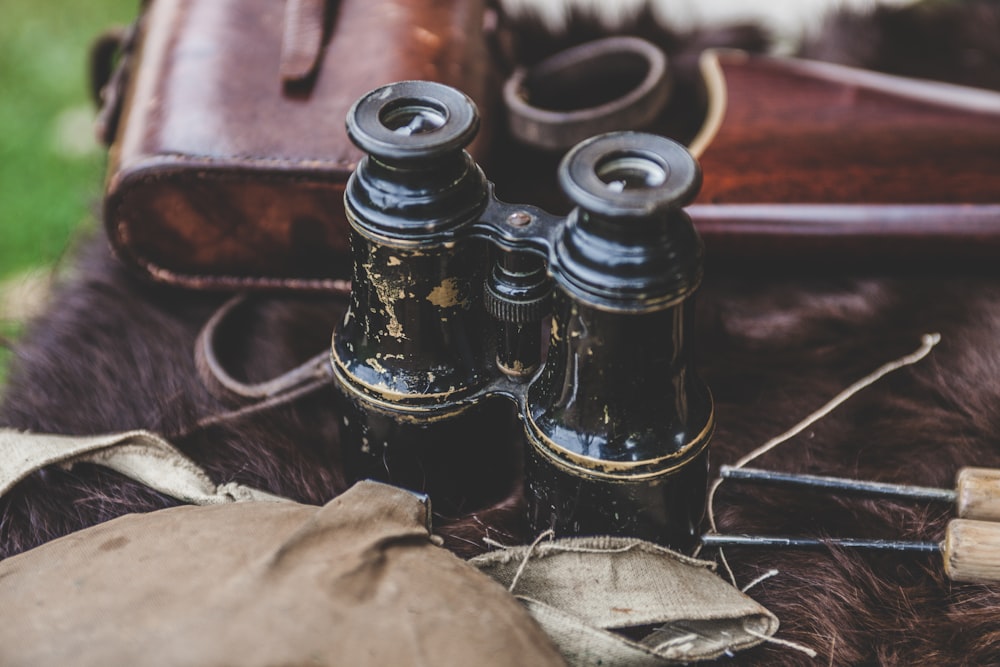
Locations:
0;0;137;277
0;0;137;383
0;320;23;385
0;320;21;389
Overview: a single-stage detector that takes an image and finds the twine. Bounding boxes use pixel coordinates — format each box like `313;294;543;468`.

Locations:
508;529;555;593
707;332;941;536
745;627;819;659
705;333;942;662
741;568;780;593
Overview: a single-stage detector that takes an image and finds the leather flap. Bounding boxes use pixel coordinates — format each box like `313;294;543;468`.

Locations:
105;0;492;292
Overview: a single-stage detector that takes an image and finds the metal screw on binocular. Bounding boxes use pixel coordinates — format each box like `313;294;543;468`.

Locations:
331;80;713;551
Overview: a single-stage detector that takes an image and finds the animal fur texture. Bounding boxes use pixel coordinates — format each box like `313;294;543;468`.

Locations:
4;2;1000;664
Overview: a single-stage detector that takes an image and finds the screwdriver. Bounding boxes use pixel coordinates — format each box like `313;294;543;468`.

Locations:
702;465;1000;583
719;465;1000;522
701;519;1000;584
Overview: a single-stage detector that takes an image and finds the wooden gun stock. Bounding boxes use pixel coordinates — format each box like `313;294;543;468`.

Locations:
688;50;1000;267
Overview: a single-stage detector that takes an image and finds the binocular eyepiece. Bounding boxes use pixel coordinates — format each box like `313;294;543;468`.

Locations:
332;80;713;551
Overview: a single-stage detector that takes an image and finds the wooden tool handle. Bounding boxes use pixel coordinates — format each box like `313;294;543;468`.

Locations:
943;519;1000;583
955;467;1000;521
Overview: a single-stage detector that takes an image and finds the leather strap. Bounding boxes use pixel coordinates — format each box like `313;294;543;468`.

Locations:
91;21;139;145
187;295;335;436
194;294;333;405
91;0;153;144
503;36;670;151
280;0;336;84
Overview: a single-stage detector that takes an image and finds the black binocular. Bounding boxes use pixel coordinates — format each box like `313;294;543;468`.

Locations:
331;81;713;551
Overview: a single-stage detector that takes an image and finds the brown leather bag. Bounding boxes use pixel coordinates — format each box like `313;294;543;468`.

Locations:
99;0;494;292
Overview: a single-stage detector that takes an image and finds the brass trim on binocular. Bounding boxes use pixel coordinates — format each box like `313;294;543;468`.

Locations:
331;80;713;551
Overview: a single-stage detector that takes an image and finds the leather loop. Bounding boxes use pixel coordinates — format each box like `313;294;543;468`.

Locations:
194;294;333;406
91;22;138;145
504;36;670;151
89;26;126;107
280;0;336;84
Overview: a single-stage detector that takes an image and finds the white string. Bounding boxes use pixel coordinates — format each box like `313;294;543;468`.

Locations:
741;568;780;593
717;548;737;589
533;543;636;555
484;536;639;557
745;627;819;659
482;537;511;550
508;529;555;593
707;332;941;535
702;334;941;661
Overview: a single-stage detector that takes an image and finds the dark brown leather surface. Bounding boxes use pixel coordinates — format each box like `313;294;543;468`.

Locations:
105;0;492;292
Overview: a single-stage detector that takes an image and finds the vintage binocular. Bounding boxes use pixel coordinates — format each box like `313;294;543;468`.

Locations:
331;81;713;551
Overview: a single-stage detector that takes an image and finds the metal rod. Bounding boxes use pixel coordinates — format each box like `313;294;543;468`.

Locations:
701;533;941;554
720;465;957;504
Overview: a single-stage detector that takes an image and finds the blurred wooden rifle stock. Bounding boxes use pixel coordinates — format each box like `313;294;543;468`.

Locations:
686;49;1000;269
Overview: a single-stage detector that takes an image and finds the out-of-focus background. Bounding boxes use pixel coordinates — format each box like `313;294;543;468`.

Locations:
0;0;992;387
0;0;137;382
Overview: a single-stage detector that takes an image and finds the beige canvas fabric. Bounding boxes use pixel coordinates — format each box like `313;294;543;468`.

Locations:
0;480;567;667
0;428;286;504
1;428;779;665
472;536;779;664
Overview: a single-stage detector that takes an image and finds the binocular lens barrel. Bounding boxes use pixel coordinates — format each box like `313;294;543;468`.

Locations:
331;81;713;550
523;132;712;550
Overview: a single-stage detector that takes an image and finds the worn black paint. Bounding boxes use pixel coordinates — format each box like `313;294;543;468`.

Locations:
333;82;512;510
524;292;712;549
518;132;712;547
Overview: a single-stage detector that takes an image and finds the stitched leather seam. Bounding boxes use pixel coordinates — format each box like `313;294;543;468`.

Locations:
140;255;351;292
132;152;357;169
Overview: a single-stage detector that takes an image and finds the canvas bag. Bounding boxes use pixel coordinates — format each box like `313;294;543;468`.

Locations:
0;477;566;667
0;429;778;665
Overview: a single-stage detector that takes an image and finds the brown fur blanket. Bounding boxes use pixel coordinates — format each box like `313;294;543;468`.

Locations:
4;2;1000;664
7;242;1000;665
